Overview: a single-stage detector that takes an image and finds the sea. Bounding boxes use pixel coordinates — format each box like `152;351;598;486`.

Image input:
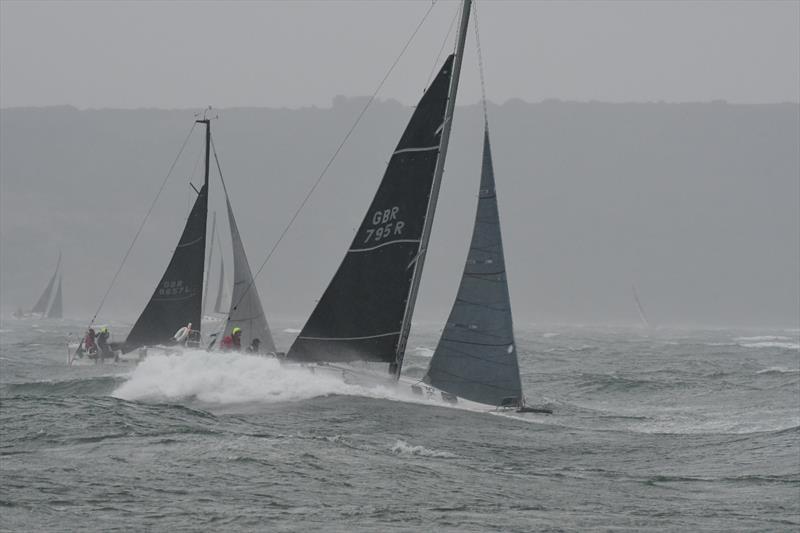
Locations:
1;318;798;532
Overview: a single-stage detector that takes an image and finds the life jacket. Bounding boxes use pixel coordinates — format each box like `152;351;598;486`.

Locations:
220;336;233;351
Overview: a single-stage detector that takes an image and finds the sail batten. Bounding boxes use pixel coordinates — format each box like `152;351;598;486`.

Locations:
425;128;523;406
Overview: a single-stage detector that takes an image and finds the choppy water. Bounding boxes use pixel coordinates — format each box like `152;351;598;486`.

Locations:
1;319;798;531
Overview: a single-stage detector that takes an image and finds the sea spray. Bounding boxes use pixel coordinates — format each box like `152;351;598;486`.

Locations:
112;350;374;404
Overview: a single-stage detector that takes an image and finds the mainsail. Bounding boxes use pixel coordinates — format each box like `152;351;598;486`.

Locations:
224;193;276;353
424;128;523;407
47;275;63;319
122;120;211;352
287;56;456;366
31;251;61;315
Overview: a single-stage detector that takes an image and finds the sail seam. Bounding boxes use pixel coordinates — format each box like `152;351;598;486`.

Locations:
349;239;421;253
439;337;511;347
298;331;400;341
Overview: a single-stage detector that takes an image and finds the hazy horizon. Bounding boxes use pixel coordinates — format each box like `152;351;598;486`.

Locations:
2;1;798;109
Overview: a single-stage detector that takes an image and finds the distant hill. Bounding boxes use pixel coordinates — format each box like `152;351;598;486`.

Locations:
1;100;797;328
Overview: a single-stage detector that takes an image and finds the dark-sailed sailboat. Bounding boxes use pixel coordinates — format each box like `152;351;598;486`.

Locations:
119;120;210;353
116;116;275;355
19;251;63;319
286;1;472;377
47;274;63;319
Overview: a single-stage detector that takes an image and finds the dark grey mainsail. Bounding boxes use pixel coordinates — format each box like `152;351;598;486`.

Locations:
47;275;63;319
121;120;211;352
287;56;456;366
31;251;61;315
224;194;276;353
424;129;523;406
213;256;227;314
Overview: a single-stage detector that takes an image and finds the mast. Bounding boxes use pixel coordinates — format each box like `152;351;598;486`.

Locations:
393;0;472;378
198;118;211;330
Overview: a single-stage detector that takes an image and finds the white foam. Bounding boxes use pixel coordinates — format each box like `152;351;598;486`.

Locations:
542;332;560;338
112;350;389;404
391;440;455;458
757;366;800;375
410;346;434;358
740;341;799;350
283;328;301;334
734;335;793;342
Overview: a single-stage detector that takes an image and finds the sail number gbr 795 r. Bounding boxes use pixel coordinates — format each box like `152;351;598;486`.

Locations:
363;206;406;244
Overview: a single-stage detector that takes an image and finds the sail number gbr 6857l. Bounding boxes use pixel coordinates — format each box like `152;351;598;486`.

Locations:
364;206;405;244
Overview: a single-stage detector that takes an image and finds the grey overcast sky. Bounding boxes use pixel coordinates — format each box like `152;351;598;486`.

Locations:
1;0;798;109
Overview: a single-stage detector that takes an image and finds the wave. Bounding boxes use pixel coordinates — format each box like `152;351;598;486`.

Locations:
734;335;794;342
740;341;799;350
1;375;125;397
410;346;434;358
283;328;301;334
112;350;386;404
390;440;455;458
757;366;800;375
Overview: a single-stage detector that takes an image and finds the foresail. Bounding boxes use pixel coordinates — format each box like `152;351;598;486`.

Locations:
224;195;276;353
47;275;63;319
31;251;61;314
213;256;226;314
288;56;455;364
425;129;523;406
123;185;208;352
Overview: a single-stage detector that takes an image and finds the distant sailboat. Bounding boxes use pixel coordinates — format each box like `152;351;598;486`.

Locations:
286;1;471;377
632;284;653;330
47;274;63;319
21;251;63;319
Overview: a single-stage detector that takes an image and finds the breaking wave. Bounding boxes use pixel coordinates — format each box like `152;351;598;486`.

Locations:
390;440;456;458
112;350;393;404
757;366;800;375
740;341;799;350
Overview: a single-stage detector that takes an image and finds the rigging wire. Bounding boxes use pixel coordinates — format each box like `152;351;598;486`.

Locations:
83;122;198;332
425;2;460;88
472;0;489;128
224;0;442;317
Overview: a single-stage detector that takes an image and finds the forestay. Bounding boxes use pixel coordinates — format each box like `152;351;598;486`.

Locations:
288;56;455;364
424;129;523;406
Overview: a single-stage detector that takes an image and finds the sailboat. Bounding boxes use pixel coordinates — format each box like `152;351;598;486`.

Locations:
286;0;548;413
15;251;63;319
632;284;653;330
286;0;472;377
114;117;274;355
46;274;63;319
